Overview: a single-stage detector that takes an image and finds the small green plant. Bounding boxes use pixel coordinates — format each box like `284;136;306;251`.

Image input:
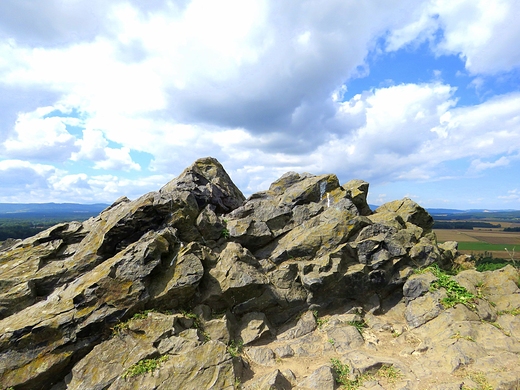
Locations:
313;310;328;328
112;309;159;335
131;309;157;320
331;358;351;387
227;339;244;357
330;358;367;389
348;320;367;334
112;321;130;334
181;310;202;329
221;228;230;239
122;355;169;379
328;338;335;345
425;265;476;308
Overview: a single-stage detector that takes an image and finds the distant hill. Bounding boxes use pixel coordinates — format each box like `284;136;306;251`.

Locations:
425;208;466;214
368;205;520;222
0;203;111;241
0;203;109;219
427;208;520;221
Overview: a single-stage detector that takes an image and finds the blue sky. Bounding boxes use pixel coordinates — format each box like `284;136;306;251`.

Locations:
1;0;520;210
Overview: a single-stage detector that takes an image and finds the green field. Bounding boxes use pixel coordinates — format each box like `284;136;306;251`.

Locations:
457;242;517;252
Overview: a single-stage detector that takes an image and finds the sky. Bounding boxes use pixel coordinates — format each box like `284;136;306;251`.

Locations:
1;0;520;210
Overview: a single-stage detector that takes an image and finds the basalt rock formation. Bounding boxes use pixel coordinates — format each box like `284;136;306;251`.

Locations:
1;157;519;390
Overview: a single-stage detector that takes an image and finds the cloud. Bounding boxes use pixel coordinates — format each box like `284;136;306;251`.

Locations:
0;159;162;203
0;0;519;207
0;1;424;151
499;189;520;202
71;129;141;172
0;160;56;200
386;0;520;74
469;156;511;173
0;0;112;47
1;106;77;161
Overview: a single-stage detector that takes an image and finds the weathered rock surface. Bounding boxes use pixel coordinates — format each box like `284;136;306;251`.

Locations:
0;157;519;390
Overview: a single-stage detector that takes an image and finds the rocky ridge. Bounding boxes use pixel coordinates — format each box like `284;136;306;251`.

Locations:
0;157;519;389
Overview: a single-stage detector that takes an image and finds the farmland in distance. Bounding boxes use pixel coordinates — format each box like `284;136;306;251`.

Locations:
433;211;520;260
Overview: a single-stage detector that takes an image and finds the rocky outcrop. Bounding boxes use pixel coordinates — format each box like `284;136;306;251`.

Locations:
1;157;519;390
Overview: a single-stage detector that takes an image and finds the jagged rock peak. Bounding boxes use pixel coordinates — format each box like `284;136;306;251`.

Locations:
0;157;479;390
160;156;245;213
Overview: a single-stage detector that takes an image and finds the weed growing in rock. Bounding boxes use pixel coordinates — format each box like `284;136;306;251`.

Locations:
487;321;511;336
330;358;351;387
131;309;157;320
375;364;403;385
475;281;485;299
181;310;202;329
462;371;493;390
202;331;211;342
122;355;169;379
348;320;367;334
498;308;520;316
426;265;476;308
111;309;159;335
227;339;244;357
313;310;328;328
220;218;230;239
221;228;230;239
330;358;368;389
111;321;130;334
